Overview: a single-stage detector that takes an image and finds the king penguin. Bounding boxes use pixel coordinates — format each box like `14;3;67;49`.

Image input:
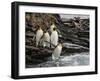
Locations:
52;43;63;61
50;27;58;48
42;31;50;48
36;26;43;47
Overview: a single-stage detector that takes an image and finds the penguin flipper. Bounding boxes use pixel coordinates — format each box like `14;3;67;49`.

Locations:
44;41;56;48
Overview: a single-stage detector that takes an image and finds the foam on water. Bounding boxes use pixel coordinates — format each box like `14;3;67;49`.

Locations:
36;52;89;67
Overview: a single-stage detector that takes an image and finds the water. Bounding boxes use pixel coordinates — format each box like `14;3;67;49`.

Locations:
27;52;89;68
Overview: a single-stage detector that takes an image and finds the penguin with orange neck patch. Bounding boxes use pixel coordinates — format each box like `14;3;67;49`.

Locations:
36;26;43;47
52;43;63;67
42;30;50;48
50;27;58;48
52;43;63;61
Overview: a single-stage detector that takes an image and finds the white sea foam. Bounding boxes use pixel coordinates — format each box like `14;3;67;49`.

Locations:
36;52;89;67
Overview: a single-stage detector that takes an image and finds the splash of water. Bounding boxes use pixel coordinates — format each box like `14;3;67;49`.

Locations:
36;52;89;67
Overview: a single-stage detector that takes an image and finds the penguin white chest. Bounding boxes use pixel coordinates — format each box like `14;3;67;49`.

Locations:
52;45;62;60
36;29;43;46
51;31;58;47
44;32;50;42
43;32;50;47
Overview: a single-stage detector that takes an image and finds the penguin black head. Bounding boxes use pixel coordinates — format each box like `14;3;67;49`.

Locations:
58;40;64;47
51;22;54;25
44;30;47;33
59;39;63;43
53;28;56;31
46;27;49;31
37;26;41;30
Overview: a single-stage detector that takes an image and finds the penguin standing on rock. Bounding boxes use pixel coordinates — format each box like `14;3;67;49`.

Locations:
42;31;50;48
36;26;43;47
50;27;58;48
52;43;63;61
